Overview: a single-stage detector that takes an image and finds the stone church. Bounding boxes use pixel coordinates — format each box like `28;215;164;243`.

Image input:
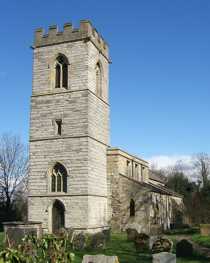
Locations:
28;20;183;234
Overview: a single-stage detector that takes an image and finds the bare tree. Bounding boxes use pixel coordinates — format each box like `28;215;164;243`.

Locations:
0;134;28;214
193;153;210;188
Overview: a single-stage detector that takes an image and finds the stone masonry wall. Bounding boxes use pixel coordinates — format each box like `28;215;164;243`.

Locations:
28;21;110;232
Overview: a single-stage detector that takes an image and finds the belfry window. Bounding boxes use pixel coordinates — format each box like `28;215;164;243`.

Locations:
130;199;135;217
55;54;69;89
96;63;102;97
51;163;67;193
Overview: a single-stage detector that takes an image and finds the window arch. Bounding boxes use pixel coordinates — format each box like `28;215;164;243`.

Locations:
130;199;135;217
55;54;69;89
51;163;67;193
95;62;102;97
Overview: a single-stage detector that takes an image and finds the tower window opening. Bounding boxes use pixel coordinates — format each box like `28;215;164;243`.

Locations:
96;63;102;98
55;54;69;89
55;119;62;136
51;163;68;193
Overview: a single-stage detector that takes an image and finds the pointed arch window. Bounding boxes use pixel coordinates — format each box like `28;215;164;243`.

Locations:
130;199;135;217
55;54;69;89
51;163;67;193
96;63;102;98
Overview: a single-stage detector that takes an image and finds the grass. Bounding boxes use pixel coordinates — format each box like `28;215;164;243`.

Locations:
192;234;210;248
0;232;4;251
73;233;208;263
0;232;208;263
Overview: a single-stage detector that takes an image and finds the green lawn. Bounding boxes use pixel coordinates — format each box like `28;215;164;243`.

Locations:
73;233;208;263
0;232;208;263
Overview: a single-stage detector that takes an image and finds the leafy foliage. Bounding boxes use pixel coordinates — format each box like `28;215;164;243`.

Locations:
0;234;74;263
192;234;210;249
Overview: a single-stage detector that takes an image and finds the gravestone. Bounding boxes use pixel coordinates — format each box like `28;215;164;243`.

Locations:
90;232;106;249
152;237;173;254
134;233;149;252
153;252;176;263
3;221;42;247
126;228;138;241
72;232;87;250
176;239;193;258
200;224;210;236
149;236;159;250
82;255;119;263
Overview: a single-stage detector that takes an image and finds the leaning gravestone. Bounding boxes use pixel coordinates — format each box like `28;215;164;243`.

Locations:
176;239;193;258
153;252;176;263
82;255;119;263
126;228;138;241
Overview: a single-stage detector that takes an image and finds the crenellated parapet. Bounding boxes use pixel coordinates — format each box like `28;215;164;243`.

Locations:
34;20;109;60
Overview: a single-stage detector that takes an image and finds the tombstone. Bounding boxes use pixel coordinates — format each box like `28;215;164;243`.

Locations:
149;236;159;250
126;228;138;241
102;228;111;242
82;255;119;263
90;232;106;249
72;232;87;250
176;239;193;258
153;252;176;263
152;237;173;254
3;221;42;248
134;233;150;252
150;225;162;235
200;224;210;236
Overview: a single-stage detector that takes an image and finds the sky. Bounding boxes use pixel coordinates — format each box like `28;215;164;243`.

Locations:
0;0;210;168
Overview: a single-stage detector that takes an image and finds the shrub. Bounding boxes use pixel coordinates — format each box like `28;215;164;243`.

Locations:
164;227;199;235
0;234;75;263
192;234;210;248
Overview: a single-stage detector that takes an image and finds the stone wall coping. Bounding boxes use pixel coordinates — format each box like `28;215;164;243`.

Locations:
3;221;42;226
107;147;148;165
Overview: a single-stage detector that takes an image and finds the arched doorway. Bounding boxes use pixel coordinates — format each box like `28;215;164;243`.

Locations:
52;200;65;233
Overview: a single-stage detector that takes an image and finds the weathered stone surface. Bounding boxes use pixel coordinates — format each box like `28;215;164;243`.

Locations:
126;228;138;241
82;255;119;263
28;21;110;233
152;252;176;263
134;233;150;252
176;239;193;258
152;238;173;254
200;224;210;236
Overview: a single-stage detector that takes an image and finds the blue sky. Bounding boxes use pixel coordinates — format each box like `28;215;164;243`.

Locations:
0;0;210;164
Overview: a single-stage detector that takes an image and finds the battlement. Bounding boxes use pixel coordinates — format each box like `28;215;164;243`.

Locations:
34;20;109;59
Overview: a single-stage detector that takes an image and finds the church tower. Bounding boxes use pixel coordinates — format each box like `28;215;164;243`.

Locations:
28;20;110;233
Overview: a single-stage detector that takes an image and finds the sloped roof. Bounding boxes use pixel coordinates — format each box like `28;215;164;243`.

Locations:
119;173;182;198
149;170;166;184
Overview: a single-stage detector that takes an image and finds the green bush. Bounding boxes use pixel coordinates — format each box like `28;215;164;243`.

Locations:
192;235;210;248
165;227;199;235
0;234;74;263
